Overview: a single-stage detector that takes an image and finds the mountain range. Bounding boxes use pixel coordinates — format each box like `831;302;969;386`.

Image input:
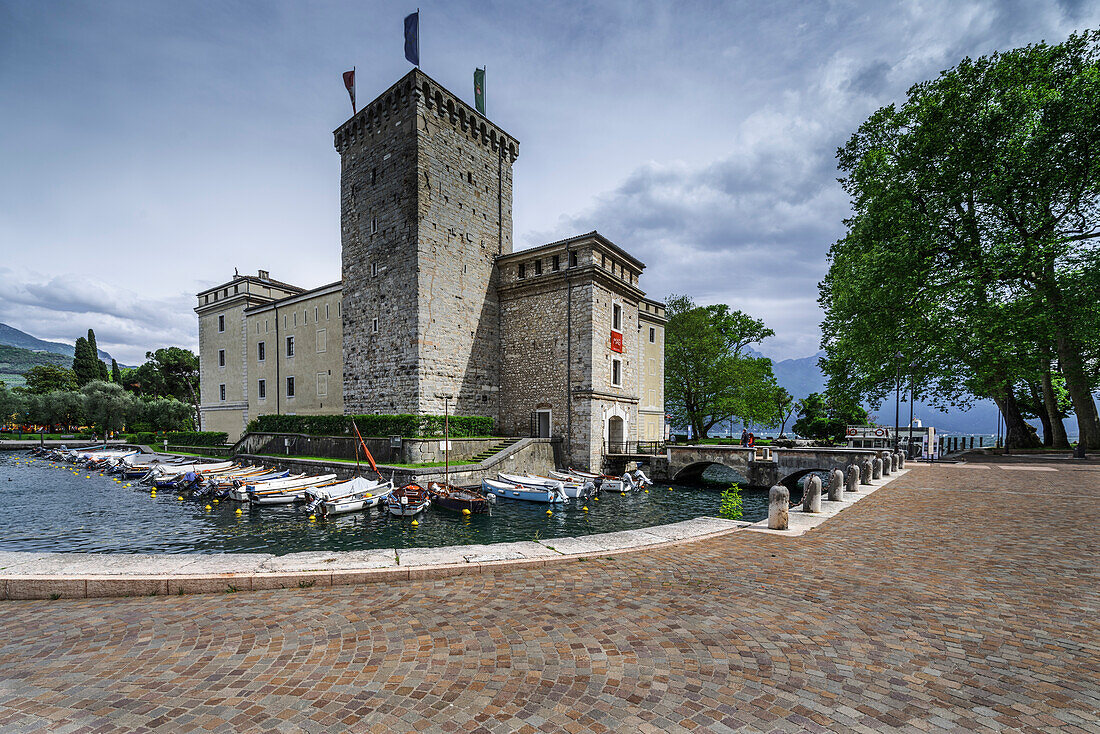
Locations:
757;349;1074;438
0;323;115;363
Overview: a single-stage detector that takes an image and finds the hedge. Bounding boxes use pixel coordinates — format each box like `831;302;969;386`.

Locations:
246;413;494;438
125;431;229;446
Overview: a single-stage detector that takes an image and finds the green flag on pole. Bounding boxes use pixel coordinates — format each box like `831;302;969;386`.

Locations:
474;67;485;115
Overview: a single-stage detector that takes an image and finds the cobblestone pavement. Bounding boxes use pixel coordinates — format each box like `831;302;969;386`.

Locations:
1;456;1097;733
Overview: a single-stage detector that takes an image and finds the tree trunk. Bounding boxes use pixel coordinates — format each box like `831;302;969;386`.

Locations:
994;389;1042;450
1040;359;1070;450
1028;381;1053;447
1054;333;1100;450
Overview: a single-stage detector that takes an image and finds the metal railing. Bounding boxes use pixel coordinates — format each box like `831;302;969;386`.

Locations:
604;440;666;455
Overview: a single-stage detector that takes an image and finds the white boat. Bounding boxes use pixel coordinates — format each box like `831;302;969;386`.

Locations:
533;472;594;498
497;472;564;491
304;477;395;516
482;478;565;503
229;473;338;502
567;467;623;492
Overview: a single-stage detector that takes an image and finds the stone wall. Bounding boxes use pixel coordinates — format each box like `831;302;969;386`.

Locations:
337;75;423;415
233;432;505;465
335;70;519;421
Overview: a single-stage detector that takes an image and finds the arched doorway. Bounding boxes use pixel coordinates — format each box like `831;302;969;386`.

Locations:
608;416;624;453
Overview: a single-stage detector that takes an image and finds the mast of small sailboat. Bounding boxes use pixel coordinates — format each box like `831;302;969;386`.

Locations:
444;395;450;487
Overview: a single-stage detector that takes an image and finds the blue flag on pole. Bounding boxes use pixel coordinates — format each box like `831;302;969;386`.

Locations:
404;11;419;66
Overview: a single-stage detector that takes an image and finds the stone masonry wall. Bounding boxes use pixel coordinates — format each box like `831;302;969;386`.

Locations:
337;77;422;415
413;76;516;420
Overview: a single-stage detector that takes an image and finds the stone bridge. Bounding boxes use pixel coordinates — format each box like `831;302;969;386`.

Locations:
658;445;886;489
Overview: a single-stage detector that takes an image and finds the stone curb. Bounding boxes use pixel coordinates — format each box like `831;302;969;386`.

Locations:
0;520;750;600
0;470;909;600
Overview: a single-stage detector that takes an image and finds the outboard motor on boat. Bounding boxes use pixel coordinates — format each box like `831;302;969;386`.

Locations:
631;469;651;488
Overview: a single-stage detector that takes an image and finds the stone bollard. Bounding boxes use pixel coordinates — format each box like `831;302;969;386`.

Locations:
872;457;883;480
828;468;844;501
768;485;789;530
860;458;873;485
881;454;892;476
846;464;859;492
802;475;822;513
897;451;905;470
891;452;899;472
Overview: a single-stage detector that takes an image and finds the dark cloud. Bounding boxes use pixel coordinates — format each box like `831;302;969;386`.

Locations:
1;0;1096;363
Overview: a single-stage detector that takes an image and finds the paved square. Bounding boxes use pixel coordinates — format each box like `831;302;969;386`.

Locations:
1;455;1097;732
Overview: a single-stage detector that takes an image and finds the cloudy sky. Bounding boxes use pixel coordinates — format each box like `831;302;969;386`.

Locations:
1;0;1097;365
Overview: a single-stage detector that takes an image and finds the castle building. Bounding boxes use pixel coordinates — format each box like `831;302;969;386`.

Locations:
195;69;665;470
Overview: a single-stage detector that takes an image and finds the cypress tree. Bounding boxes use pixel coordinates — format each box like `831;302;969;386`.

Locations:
87;329;109;381
111;359;121;384
72;337;96;386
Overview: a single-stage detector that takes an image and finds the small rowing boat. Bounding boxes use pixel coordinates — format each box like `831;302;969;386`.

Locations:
427;482;493;513
386;484;430;516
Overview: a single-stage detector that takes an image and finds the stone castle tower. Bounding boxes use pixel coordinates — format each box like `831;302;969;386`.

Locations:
334;69;519;418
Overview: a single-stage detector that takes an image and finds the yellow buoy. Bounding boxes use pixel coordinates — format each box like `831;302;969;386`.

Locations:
125;484;131;487
411;519;419;526
644;489;649;493
309;514;316;521
594;496;599;501
583;506;589;512
177;496;183;501
620;491;625;495
150;491;156;497
546;510;553;516
235;508;242;515
462;508;471;516
204;504;212;510
213;499;219;504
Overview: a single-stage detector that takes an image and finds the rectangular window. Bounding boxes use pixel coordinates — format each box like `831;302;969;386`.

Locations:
325;304;330;319
611;358;622;387
534;259;542;275
257;379;266;400
316;328;327;353
371;262;378;277
286;376;295;398
293;312;297;326
219;384;226;401
234;284;239;294
257;341;265;362
650;388;656;405
314;306;318;322
570;251;578;267
650;358;656;375
371;317;378;332
218;349;225;367
218;314;225;332
316;372;328;397
612;303;622;332
265;319;269;333
518;263;526;279
286;336;295;357
649;327;656;343
371;217;378;234
552;254;560;271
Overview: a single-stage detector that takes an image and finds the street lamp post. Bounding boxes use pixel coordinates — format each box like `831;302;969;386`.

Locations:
894;352;903;451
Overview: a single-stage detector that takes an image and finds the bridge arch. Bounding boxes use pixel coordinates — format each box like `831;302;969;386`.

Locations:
672;461;749;486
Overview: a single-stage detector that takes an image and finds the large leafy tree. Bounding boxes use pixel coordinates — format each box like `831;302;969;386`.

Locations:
821;30;1100;448
23;365;78;394
82;381;139;435
123;348;200;425
664;294;780;440
792;392;870;443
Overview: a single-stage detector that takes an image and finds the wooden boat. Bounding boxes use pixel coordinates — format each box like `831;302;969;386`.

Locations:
426;482;493;514
386;484;431;516
482;478;565;503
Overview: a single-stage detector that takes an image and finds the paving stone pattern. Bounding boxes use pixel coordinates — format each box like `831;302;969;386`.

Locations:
1;455;1097;732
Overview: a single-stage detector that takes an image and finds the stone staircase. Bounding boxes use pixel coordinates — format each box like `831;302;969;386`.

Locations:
469;437;522;464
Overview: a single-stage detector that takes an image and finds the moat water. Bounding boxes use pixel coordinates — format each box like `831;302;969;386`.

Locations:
0;453;767;555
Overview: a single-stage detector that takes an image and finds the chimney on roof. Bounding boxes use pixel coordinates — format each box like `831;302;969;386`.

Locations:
258;269;270;280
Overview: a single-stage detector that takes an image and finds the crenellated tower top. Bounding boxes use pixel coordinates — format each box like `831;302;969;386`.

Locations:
333;69;519;161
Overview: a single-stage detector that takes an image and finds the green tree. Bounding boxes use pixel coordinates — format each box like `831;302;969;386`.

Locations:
111;359;122;384
774;388;796;437
820;31;1100;448
23;365;79;394
792;392;869;443
86;329;109;382
664;294;777;440
42;390;85;432
81;381;139;435
71;336;98;386
0;383;22;425
137;396;194;432
144;348;200;425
